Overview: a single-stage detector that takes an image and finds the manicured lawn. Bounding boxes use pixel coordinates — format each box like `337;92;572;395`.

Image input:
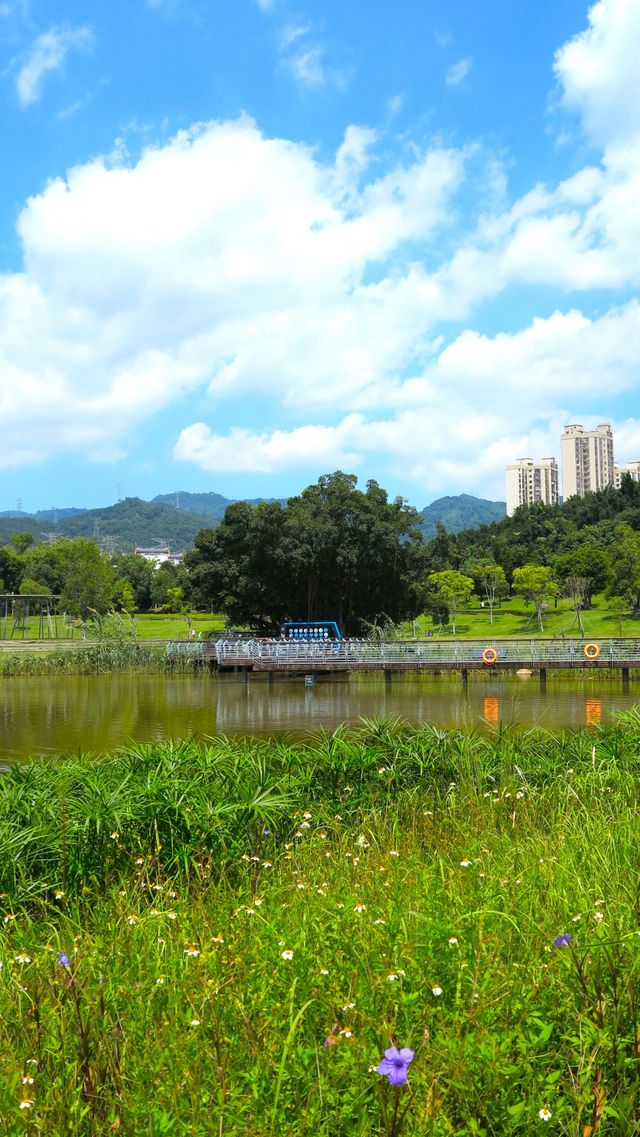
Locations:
418;594;640;640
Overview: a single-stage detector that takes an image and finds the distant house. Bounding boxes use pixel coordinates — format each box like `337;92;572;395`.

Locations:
134;544;184;567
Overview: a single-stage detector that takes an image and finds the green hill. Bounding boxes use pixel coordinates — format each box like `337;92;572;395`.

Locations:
420;494;506;539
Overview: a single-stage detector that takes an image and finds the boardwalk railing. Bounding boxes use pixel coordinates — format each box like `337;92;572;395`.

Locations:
209;637;640;672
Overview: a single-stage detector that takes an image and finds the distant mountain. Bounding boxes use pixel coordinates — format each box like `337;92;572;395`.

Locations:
420;494;506;539
35;507;87;521
152;490;286;520
152;490;233;523
0;498;213;553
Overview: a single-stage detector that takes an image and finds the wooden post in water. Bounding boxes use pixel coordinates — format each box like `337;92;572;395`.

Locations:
539;668;547;691
461;668;468;687
622;667;630;691
384;669;392;687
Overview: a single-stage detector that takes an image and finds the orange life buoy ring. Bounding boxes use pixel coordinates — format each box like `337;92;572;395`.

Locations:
583;642;600;660
482;647;498;665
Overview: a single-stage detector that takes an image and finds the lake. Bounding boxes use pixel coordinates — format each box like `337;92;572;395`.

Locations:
1;670;639;764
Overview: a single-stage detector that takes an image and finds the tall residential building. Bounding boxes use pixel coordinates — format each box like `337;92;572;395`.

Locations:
505;457;559;517
560;423;614;499
614;460;640;487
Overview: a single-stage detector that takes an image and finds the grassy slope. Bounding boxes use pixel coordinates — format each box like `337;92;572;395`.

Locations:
1;722;640;1133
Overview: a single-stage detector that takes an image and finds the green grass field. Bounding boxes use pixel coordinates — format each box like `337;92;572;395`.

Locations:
2;719;640;1133
417;594;640;641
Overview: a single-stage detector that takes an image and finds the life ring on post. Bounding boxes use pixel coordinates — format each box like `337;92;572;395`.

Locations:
583;642;601;660
481;647;498;665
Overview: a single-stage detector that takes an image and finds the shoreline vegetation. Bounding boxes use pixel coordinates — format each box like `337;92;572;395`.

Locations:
2;718;640;1132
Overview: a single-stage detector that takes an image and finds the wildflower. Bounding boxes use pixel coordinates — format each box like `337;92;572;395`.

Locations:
300;821;311;829
262;861;272;868
594;911;604;922
296;883;305;890
319;968;329;975
190;1018;201;1027
374;918;386;925
594;899;605;906
552;933;570;949
167;912;177;920
303;811;312;819
156;977;165;985
56;952;71;968
262;827;271;837
572;914;581;922
356;835;369;847
448;936;458;945
516;791;525;799
389;850;399;857
21;1076;34;1085
245;908;256;916
110;832;119;840
318;832;327;839
460;859;471;867
15;954;31;964
211;934;224;944
340;1028;354;1039
281;949;293;960
135;857;145;865
3;914;15;923
431;986;443;996
184;946;200;957
127;915;138;926
387;973;399;981
342;1001;355;1010
19;1100;34;1110
354;904;366;913
54;890;65;899
377;1046;414;1086
539;1108;552;1121
152;884;163;891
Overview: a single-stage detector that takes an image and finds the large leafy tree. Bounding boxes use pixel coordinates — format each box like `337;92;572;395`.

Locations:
511;564;554;632
186;473;424;634
426;570;474;635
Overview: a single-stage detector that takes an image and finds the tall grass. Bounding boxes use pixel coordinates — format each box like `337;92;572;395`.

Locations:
0;642;200;675
2;719;640;1133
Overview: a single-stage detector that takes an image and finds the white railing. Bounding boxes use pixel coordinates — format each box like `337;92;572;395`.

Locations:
211;637;640;670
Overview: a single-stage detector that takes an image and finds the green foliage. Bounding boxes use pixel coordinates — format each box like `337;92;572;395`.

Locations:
511;565;554;632
188;472;425;634
420;493;505;539
427;569;474;634
2;723;640;1131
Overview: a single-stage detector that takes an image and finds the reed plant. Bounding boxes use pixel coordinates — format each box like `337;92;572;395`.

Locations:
2;719;640;1133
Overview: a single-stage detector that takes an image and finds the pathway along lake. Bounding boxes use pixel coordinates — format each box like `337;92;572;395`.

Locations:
1;671;639;764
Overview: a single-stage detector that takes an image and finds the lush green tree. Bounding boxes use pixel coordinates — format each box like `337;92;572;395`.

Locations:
0;547;23;593
186;473;425;635
471;563;507;626
560;575;591;635
56;539;115;619
511;564;554;632
426;570;474;635
149;562;188;611
11;532;35;555
553;546;609;606
109;553;154;611
606;527;640;614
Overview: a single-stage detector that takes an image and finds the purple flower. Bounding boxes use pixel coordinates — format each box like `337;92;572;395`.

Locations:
263;827;271;837
377;1046;414;1086
56;952;71;968
552;933;571;949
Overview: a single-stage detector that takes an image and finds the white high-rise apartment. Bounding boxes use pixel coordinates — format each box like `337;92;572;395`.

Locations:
560;423;614;500
614;460;640;487
505;457;559;516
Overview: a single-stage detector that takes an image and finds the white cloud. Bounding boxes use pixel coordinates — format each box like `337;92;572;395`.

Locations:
446;58;471;88
174;419;362;473
554;0;640;146
16;25;92;106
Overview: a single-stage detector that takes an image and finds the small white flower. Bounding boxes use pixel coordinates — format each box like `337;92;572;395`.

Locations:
15;954;31;964
431;986;443;996
594;899;605;906
460;859;471;867
303;812;312;819
572;914;581;922
281;949;293;960
594;911;604;922
127;915;138;925
448;936;458;945
156;977;165;985
389;850;399;857
190;1018;201;1027
374;918;386;925
356;835;369;847
184;946;200;957
19;1099;34;1110
21;1076;34;1085
539;1108;552;1121
387;973;399;981
167;911;177;920
319;968;329;975
341;1001;355;1010
262;861;272;867
354;904;366;913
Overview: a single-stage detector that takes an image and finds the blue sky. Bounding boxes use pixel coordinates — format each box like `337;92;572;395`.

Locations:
2;0;640;512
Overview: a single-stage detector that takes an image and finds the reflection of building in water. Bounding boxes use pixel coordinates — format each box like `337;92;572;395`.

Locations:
483;696;500;725
585;698;602;725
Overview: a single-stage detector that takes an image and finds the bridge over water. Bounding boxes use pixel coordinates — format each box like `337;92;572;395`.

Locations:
176;637;640;687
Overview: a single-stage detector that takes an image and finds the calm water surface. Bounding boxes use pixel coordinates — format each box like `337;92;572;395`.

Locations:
0;672;639;764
